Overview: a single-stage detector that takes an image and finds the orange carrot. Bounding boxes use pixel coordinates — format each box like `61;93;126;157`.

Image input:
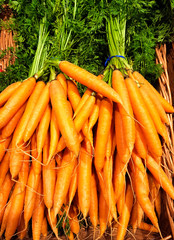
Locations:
41;217;48;237
89;172;98;229
32;180;45;240
53;148;77;218
99;190;109;237
0;77;36;129
125;77;162;158
0;81;21;107
94;98;113;171
17;212;28;240
129;157;159;229
30;130;42;175
43;133;56;209
73;88;93;118
116;182;133;240
5;181;26;240
138;222;159;233
67;79;81;111
0;173;14;224
134;122;148;160
50;80;80;157
78;139;92;218
48;109;60;162
112;69;135;153
56;72;68;96
114;107;130;163
12;81;45;147
133;71;174;113
68;158;78;206
10;144;25;179
68;205;80;235
1;103;26;139
117;182;126;216
0;135;12;163
23;82;50;143
46;208;58;238
146;154;174;200
88;94;101;130
97;170;117;221
59;60;124;105
113;153;127;203
139;85;169;144
36;103;51;154
24;168;41;228
0;144;11;186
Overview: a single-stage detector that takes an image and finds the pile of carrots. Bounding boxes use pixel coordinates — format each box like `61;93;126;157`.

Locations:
0;60;174;240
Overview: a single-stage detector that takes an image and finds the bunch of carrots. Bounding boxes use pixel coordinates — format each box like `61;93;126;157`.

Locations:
0;59;174;240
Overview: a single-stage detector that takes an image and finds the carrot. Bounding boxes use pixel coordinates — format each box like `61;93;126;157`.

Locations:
88;94;101;130
116;182;133;240
89;172;98;229
146;154;174;200
132;71;174;113
53;148;77;218
56;72;67;96
130;200;138;233
131;150;146;174
73;88;93;118
97;170;117;221
0;135;12;163
41;217;48;237
125;77;162;158
24;168;41;228
23;82;50;143
48;109;60;163
5;181;26;240
46;208;58;238
31;131;42;175
78;139;92;218
68;158;78;206
59;60;124;105
103;156;116;218
10;144;25;179
43;133;56;209
139;85;169;144
134;122;148;160
112;69;135;154
1;103;26;139
94;98;113;171
0;173;14;224
67;79;81;111
99;190;109;237
18;143;30;191
50;80;80;157
32;180;45;240
17;212;28;240
129;157;159;229
37;103;51;154
117;182;126;216
0;77;36;129
0;194;13;237
138;222;159;233
113;153;127;203
155;189;161;219
12;81;45;147
114;107;130;163
68;205;80;235
0;81;21;107
57;93;95;153
0;144;11;186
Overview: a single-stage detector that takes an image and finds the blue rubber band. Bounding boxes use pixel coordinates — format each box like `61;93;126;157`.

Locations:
104;55;125;67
